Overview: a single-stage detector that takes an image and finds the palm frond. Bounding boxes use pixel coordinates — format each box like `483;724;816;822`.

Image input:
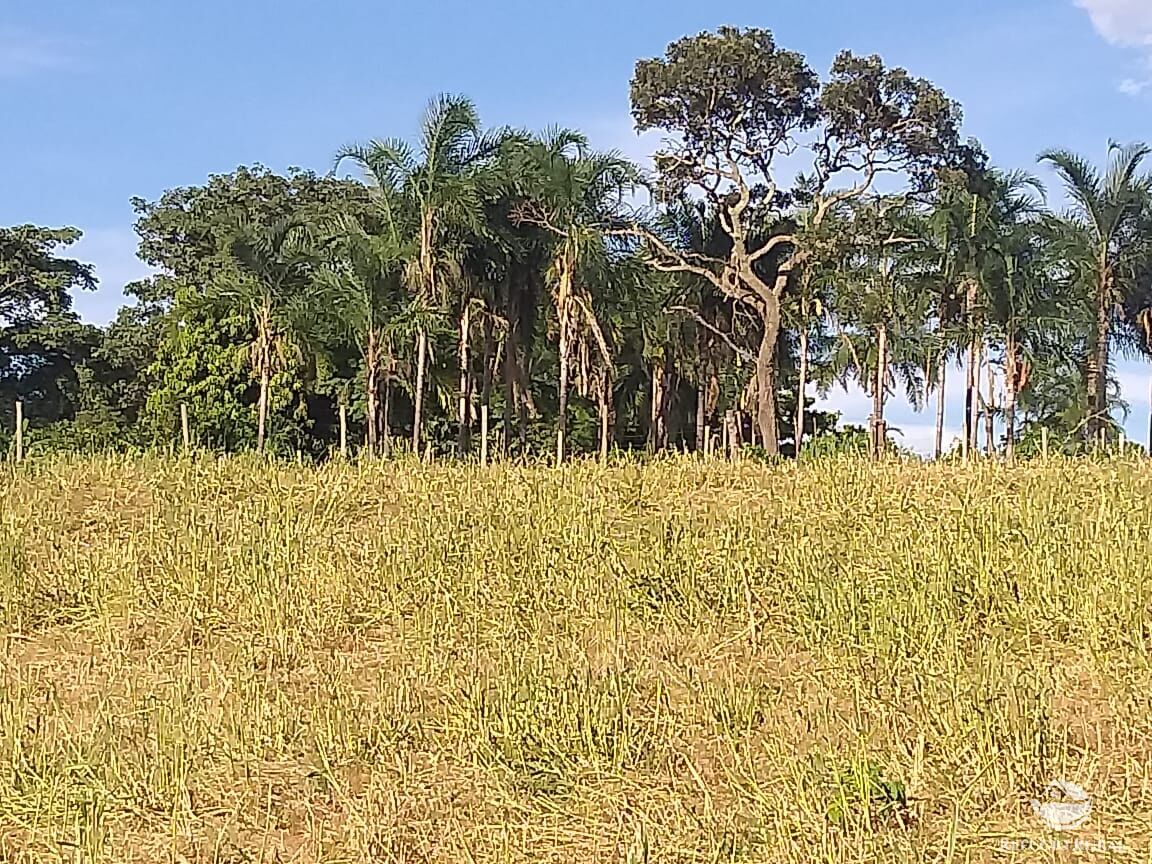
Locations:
1038;148;1106;234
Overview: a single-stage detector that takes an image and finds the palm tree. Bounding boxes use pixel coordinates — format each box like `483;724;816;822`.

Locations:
335;94;508;457
1038;142;1152;445
463;146;559;456
981;204;1087;461
515;128;640;463
830;199;930;459
926;167;1048;456
223;215;315;453
788;202;849;457
315;212;410;454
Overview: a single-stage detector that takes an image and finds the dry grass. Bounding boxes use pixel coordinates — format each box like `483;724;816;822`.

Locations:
1;454;1151;862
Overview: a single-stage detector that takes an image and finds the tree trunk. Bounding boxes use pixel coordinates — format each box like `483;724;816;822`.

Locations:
984;348;996;456
661;360;677;449
962;280;978;459
1005;339;1018;464
755;298;782;456
339;404;348;459
649;360;668;452
935;357;946;460
481;316;495;423
795;328;809;456
599;376;611;464
871;324;888;460
180;403;191;453
365;329;380;455
725;410;742;457
963;339;974;459
254;302;273;455
457;303;472;456
412;329;428;456
382;378;392;456
503;325;517;454
970;338;983;455
414;209;436;459
1086;267;1112;446
556;303;570;466
257;366;270;454
695;376;707;453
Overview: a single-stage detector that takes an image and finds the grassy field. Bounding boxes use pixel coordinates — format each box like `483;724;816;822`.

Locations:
1;456;1151;863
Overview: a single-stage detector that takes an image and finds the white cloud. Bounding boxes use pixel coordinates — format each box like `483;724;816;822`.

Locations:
1075;0;1152;95
1119;77;1151;95
1076;0;1152;46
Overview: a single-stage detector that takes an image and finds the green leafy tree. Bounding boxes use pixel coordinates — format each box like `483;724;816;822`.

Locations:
132;167;368;453
1039;142;1152;444
631;27;966;455
224;216;319;453
928;167;1049;456
0;225;97;452
515;128;640;462
828;199;932;458
336;94;510;456
315;213;411;453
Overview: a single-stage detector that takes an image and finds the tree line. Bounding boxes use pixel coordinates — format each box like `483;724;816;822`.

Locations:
3;27;1152;462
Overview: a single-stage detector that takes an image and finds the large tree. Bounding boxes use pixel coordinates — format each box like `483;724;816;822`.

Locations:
0;226;97;446
928;166;1047;456
224;216;318;453
515;129;640;463
828;199;931;458
1039;142;1152;444
631;27;965;454
315;212;411;455
335;94;510;457
132;167;370;453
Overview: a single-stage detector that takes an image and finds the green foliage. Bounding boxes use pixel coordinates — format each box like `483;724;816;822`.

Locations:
801;424;871;459
824;757;910;830
1038;143;1152;442
4;35;1150;463
631;27;819;181
0;226;103;446
141;290;259;451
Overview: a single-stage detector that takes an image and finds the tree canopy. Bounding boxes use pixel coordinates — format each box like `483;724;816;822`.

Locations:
4;30;1151;462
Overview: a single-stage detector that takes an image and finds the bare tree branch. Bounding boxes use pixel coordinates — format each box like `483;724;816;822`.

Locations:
667;305;756;362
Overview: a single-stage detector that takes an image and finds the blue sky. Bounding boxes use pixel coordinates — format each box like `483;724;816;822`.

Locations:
2;0;1151;452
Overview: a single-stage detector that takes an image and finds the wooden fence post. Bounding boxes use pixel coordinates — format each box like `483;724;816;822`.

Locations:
481;404;490;466
1041;426;1049;458
339;404;348;459
180;403;191;453
14;401;23;463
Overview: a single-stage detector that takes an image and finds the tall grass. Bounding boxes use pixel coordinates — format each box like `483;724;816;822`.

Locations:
1;455;1150;862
